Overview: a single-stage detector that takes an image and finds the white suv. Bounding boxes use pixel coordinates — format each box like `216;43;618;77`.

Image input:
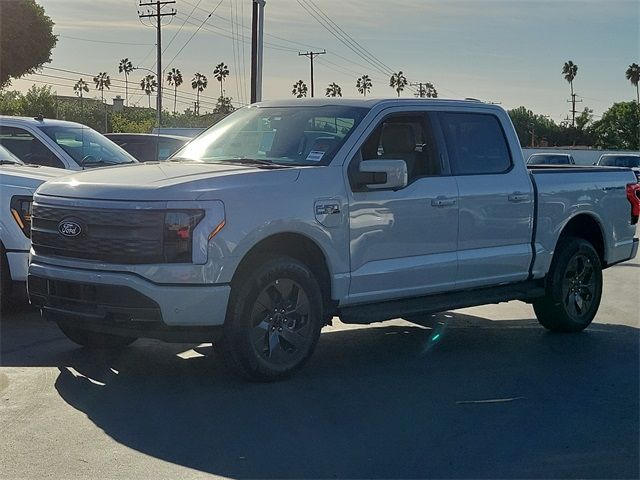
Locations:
0;116;137;170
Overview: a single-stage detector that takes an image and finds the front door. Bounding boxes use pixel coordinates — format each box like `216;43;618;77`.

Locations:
346;110;459;305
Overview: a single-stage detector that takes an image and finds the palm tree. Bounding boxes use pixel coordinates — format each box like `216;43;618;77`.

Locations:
73;78;89;113
389;71;408;97
626;63;640;104
118;58;134;106
415;82;438;98
213;62;230;98
356;75;372;97
166;68;183;114
92;72;111;103
562;60;579;126
140;74;157;109
292;80;308;98
191;73;208;115
325;82;342;97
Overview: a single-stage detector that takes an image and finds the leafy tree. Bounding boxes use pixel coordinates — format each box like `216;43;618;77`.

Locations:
140;74;157;108
292;80;308;98
214;95;234;114
166;68;183;114
508;106;559;147
0;0;57;88
626;63;640;104
389;71;408;97
562;60;579;126
591;101;640;150
325;82;342;97
118;58;134;106
0;90;24;115
191;73;208;115
73;78;89;115
93;72;111;103
415;82;437;98
356;75;372;97
21;84;56;118
213;62;230;98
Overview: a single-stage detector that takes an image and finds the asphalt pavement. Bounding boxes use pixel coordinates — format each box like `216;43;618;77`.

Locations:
1;255;638;479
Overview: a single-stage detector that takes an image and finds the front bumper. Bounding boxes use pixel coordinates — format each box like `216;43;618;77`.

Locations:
28;261;231;329
6;250;29;282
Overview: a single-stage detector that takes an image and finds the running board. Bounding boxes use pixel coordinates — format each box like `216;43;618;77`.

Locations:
338;281;545;325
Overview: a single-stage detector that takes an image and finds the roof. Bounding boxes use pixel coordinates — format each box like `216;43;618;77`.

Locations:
0;115;91;128
252;97;500;110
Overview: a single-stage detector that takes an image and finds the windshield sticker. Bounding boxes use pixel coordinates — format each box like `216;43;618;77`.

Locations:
306;151;325;162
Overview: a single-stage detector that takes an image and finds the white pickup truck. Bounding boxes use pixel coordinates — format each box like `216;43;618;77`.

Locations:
0;146;67;310
28;99;640;380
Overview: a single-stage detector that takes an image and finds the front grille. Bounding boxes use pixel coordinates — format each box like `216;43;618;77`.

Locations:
29;275;162;322
31;204;165;264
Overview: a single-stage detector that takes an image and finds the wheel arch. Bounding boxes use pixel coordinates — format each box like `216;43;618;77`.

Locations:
557;213;606;265
230;232;334;315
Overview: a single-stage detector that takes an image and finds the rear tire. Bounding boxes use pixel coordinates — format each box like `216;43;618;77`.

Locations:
533;237;602;332
0;246;12;313
219;256;324;381
57;321;137;349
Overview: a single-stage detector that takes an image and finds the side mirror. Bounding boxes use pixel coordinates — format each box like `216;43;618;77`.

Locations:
356;159;408;190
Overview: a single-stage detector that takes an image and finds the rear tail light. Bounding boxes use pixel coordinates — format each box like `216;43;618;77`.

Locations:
626;183;640;225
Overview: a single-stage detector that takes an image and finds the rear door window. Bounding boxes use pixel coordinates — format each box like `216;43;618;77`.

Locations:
439;113;511;175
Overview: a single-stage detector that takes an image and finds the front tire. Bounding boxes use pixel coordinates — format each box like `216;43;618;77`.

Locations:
57;321;137;349
533;237;602;332
219;256;324;381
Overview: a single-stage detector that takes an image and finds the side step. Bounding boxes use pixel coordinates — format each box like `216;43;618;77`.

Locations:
338;281;545;325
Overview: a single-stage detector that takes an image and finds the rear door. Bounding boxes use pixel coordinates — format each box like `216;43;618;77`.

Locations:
437;111;534;288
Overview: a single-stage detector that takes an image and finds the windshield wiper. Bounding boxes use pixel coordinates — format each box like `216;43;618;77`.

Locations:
82;159;134;168
0;160;21;165
219;157;275;166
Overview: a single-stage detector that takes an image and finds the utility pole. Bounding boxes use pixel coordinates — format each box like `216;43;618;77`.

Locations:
298;50;326;98
138;0;176;128
250;0;266;103
568;93;583;127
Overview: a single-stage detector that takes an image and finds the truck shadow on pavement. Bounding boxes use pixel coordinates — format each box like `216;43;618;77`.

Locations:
2;311;639;479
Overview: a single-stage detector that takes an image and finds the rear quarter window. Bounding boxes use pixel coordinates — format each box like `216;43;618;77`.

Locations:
439;112;512;175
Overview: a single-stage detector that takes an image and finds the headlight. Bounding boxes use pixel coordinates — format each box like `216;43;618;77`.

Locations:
163;210;204;263
10;196;33;238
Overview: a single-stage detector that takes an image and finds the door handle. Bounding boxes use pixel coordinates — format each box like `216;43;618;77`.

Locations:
431;197;457;207
508;192;530;202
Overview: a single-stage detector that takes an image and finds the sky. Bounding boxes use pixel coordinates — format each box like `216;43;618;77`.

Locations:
10;0;640;122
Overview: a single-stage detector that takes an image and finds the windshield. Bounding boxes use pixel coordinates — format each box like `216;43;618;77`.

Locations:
40;126;137;167
0;143;23;164
527;154;570;165
172;105;369;166
598;155;640;168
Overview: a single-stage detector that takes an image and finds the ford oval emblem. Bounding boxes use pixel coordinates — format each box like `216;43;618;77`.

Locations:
58;220;82;237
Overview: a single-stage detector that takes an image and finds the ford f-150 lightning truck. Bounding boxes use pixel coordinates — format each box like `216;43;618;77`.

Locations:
28;99;640;380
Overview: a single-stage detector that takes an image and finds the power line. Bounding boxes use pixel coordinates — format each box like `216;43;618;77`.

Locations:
58;35;154;46
38;66;245;107
164;0;226;71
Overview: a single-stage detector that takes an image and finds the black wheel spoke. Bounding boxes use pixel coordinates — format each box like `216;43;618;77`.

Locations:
279;327;305;349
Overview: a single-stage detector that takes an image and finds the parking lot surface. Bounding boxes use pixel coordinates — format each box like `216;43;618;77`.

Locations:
1;256;638;479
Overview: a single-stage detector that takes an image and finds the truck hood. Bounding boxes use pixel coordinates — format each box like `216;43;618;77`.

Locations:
0;164;70;190
35;161;302;201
